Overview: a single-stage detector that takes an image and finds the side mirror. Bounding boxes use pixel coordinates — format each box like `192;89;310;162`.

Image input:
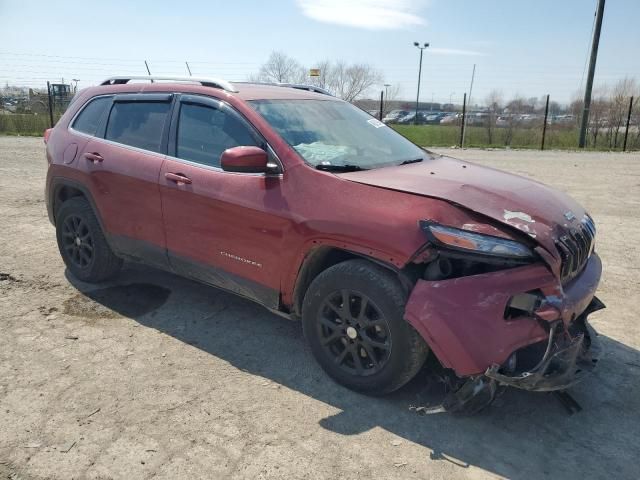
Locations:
221;146;277;174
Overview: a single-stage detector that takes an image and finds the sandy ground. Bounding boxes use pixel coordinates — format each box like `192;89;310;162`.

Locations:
1;136;639;480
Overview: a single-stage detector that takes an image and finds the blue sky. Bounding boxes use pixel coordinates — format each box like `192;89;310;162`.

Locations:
0;0;638;104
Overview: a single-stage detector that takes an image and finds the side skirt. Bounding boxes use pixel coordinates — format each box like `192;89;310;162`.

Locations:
107;234;281;312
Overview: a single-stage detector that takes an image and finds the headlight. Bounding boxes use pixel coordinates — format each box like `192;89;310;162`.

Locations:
420;220;534;259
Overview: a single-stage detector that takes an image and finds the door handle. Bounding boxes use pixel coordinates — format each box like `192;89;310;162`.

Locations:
84;152;104;163
165;172;192;185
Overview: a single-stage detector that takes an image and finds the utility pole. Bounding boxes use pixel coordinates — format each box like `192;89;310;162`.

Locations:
541;94;550;150
579;0;606;148
46;81;54;128
623;96;634;152
413;42;429;125
459;93;467;148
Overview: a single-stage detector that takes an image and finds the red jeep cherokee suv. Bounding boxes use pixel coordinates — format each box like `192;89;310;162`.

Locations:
45;76;603;411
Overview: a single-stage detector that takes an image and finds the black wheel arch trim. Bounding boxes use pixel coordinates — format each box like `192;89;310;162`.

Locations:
292;245;413;318
48;177;109;237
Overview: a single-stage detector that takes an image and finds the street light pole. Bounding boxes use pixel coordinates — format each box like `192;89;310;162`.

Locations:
413;42;429;125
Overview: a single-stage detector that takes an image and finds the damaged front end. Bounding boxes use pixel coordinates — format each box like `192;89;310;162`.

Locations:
404;220;605;414
442;302;603;414
485;303;602;392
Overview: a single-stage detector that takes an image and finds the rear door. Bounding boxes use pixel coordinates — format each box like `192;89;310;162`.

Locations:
159;94;289;308
77;93;173;268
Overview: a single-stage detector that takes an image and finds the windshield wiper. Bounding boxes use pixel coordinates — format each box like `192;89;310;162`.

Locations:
399;158;424;165
316;164;366;172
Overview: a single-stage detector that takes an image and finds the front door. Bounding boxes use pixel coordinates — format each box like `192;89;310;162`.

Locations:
159;95;290;308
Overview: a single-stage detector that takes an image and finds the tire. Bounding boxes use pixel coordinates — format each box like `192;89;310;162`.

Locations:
302;259;428;395
55;197;122;283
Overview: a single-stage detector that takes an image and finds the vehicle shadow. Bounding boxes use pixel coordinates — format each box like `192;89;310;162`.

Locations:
65;264;640;480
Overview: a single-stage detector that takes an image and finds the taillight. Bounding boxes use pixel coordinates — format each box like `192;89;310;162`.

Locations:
44;128;53;144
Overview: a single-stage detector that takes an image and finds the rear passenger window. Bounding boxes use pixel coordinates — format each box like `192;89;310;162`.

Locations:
72;96;111;136
105;101;171;153
176;103;259;168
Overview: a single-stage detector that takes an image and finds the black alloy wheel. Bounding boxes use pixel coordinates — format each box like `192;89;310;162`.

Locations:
302;259;428;395
55;197;122;282
60;214;94;269
317;289;392;376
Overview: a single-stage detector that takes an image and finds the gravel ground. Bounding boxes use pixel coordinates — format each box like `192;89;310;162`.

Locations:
1;136;639;480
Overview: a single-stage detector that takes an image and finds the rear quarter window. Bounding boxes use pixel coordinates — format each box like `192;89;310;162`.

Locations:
105;101;172;153
71;96;111;136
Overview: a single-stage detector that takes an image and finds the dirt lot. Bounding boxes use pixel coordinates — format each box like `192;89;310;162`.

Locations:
1;136;639;480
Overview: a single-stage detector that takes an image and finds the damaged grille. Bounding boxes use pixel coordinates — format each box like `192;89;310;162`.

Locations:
555;216;596;284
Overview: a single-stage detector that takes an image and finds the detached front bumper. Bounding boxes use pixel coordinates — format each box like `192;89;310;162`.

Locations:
404;253;603;381
485;310;602;391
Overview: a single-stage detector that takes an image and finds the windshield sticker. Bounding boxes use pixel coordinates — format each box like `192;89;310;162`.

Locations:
367;118;385;128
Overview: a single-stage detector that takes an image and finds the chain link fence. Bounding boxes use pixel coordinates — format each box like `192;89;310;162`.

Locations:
385;95;639;152
1;82;638;151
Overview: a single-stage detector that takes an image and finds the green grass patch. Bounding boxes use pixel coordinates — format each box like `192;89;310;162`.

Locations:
392;124;639;151
0;113;52;136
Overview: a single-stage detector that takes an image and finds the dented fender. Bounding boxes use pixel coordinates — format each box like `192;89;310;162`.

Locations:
404;253;602;377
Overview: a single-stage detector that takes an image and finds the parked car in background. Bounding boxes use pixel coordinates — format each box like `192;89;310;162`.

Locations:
496;115;511;127
382;109;410;124
396;111;433;125
552;114;576;126
439;113;461;125
44;75;604;413
423;112;447;125
466;112;488;126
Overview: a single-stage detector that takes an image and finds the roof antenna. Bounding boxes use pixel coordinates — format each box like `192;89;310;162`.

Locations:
144;60;153;82
185;61;192;76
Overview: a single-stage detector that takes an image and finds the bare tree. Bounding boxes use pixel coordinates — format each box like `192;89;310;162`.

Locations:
383;84;401;116
607;77;637;148
251;53;382;102
309;61;382;102
504;96;527;146
484;90;503;145
337;63;382;102
588;85;609;148
251;51;307;84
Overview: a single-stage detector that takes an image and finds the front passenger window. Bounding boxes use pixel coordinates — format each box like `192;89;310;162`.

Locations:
176;103;259;168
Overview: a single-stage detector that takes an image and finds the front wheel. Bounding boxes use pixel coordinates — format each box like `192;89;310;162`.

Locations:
302;259;428;395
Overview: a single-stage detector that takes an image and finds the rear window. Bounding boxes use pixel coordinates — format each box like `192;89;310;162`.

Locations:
105;101;172;153
72;96;111;136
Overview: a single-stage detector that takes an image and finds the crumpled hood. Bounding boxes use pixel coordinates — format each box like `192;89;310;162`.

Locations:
339;155;587;257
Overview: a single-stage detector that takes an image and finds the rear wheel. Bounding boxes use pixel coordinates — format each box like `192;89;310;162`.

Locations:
55;197;122;282
302;259;428;395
